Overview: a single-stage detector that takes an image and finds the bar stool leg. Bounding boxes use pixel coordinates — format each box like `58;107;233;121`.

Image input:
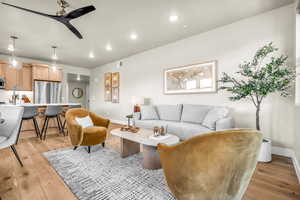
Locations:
43;117;49;140
16;119;23;145
32;117;40;137
57;116;65;136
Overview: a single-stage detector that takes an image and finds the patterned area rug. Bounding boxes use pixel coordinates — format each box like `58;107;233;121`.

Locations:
44;146;175;200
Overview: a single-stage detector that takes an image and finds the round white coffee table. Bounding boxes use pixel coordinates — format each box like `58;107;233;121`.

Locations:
110;128;180;170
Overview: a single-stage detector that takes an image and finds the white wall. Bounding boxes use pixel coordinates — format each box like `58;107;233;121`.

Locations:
90;4;296;148
0;54;91;103
68;81;89;108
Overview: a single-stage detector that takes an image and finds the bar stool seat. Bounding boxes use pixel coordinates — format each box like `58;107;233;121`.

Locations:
41;105;65;140
16;106;40;144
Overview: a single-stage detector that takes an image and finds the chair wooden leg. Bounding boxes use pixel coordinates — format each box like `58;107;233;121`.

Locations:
33;118;40;137
11;145;23;167
87;146;91;154
73;146;78;150
102;142;105;148
15;119;23;145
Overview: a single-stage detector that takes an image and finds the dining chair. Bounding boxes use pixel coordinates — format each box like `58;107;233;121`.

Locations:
0;106;24;167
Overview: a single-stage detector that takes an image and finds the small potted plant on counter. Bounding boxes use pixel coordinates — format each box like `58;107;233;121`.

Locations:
219;42;295;162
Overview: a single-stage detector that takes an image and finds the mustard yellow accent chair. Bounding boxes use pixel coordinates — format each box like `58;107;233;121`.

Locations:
65;108;110;153
158;129;262;200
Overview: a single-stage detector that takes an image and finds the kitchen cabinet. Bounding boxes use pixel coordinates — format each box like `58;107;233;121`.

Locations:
18;64;32;91
33;64;63;82
49;68;63;82
0;63;5;77
4;64;19;90
32;64;49;81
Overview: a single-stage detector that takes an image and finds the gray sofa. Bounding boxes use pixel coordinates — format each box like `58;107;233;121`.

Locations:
134;104;234;140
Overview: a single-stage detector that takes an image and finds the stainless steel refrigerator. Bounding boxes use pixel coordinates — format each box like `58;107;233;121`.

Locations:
34;81;62;104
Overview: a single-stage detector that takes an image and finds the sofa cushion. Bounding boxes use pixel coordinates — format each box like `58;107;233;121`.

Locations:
140;105;159;120
202;107;229;129
135;120;168;130
181;104;212;124
156;104;182;121
165;121;212;140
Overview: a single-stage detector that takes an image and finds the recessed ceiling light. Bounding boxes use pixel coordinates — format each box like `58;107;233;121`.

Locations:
183;25;188;28
106;44;112;51
130;33;138;40
89;52;95;58
169;15;178;23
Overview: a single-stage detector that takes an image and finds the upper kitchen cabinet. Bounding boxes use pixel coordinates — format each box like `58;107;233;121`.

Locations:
4;64;18;90
2;63;33;91
32;64;49;81
32;64;63;82
18;64;32;91
48;68;63;82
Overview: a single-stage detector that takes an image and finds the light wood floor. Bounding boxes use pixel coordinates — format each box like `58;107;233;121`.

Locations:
0;123;300;200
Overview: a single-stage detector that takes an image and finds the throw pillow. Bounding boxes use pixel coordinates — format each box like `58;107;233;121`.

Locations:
156;104;182;121
181;104;212;124
140;105;159;120
202;107;229;129
75;115;94;128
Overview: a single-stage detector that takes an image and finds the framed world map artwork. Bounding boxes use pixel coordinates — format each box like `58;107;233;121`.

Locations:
164;61;217;94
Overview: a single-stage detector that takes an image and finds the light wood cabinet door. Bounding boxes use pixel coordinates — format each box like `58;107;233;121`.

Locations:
48;68;63;82
18;65;32;91
32;65;49;81
0;64;5;77
4;64;19;90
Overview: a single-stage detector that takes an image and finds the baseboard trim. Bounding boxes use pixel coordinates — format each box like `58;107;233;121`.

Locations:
272;146;300;183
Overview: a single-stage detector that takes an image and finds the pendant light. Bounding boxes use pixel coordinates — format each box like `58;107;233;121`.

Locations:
51;46;58;72
8;36;22;69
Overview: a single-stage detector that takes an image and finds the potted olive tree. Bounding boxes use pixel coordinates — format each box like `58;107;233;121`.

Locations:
219;43;295;162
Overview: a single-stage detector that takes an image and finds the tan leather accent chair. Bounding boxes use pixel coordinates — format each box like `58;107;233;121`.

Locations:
158;129;262;200
65;108;110;153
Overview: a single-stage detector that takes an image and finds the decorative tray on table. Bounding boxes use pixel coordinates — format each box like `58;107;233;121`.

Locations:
120;126;140;133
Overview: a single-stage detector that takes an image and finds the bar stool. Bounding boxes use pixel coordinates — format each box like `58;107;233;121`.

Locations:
41;105;64;140
62;104;81;134
16;106;40;144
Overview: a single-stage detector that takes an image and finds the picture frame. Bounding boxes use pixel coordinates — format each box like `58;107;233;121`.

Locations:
104;87;112;101
112;72;120;88
164;61;217;94
112;87;119;103
104;72;112;88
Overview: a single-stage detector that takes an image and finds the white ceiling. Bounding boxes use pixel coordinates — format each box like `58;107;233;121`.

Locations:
0;0;294;68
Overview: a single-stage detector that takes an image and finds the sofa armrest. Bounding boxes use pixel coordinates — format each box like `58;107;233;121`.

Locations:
89;112;110;128
216;117;234;131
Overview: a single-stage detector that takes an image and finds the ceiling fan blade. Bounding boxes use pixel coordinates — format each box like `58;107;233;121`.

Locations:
63;22;83;39
1;2;53;18
65;5;95;19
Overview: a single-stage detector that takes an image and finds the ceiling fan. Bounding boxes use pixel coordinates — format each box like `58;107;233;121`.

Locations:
1;0;96;39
